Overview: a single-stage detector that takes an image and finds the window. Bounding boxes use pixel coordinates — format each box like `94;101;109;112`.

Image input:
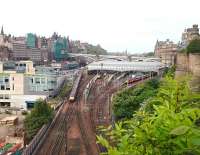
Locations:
13;84;14;90
35;78;40;84
0;78;3;83
31;86;36;91
1;85;5;90
5;78;9;83
51;81;55;84
0;95;3;99
4;94;9;99
41;78;45;84
12;77;14;81
31;78;33;83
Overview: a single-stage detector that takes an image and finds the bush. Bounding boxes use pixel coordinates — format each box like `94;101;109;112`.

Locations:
187;39;200;53
113;78;160;119
98;76;200;155
24;99;53;141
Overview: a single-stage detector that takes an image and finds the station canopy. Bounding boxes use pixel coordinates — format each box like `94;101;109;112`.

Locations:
87;60;165;72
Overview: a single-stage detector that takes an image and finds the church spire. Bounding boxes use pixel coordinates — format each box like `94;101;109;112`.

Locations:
1;25;4;35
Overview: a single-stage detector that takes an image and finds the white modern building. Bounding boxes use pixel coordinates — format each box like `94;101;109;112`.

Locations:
0;61;66;110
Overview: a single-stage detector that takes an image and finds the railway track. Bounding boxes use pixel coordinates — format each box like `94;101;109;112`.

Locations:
76;109;93;155
34;71;93;155
65;73;96;155
49;104;76;155
32;71;99;155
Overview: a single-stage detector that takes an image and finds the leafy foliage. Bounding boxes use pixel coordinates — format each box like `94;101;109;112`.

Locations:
113;78;160;119
163;65;176;77
98;76;200;155
187;39;200;53
85;44;107;55
58;82;72;99
24;99;53;141
143;52;154;57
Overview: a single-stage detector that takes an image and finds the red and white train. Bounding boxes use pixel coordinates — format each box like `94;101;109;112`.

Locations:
125;74;150;85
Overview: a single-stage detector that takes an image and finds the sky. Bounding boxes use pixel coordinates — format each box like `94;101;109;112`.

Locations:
0;0;200;53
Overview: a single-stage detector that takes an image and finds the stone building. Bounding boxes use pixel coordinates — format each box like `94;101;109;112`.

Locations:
154;39;178;66
0;26;12;50
0;46;12;61
181;24;200;48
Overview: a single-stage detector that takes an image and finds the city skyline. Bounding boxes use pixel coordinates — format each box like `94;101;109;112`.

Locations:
0;0;200;53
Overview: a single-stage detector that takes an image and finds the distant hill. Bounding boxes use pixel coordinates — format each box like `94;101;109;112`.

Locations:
70;40;107;55
84;44;107;55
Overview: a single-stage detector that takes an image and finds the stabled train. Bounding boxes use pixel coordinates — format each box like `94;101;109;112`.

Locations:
126;74;150;85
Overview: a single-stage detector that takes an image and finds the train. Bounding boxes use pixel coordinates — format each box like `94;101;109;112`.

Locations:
126;74;150;85
69;70;83;102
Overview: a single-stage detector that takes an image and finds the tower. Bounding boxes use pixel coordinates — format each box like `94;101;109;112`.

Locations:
1;25;4;35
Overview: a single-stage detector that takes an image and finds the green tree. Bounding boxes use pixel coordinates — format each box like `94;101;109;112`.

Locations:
187;39;200;53
144;52;154;57
113;79;160;119
24;99;53;141
98;76;200;155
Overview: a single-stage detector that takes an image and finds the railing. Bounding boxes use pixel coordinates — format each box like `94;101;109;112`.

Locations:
22;102;64;155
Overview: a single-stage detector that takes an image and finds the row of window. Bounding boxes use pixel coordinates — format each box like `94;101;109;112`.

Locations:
0;77;15;83
0;84;14;90
30;78;56;84
0;77;9;83
30;85;55;92
0;94;10;99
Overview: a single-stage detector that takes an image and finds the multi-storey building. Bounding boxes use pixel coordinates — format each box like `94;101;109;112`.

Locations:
27;47;42;64
154;39;178;66
12;41;42;64
12;41;28;60
0;61;66;109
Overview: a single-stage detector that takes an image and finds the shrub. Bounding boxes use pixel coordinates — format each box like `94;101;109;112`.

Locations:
187;39;200;53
